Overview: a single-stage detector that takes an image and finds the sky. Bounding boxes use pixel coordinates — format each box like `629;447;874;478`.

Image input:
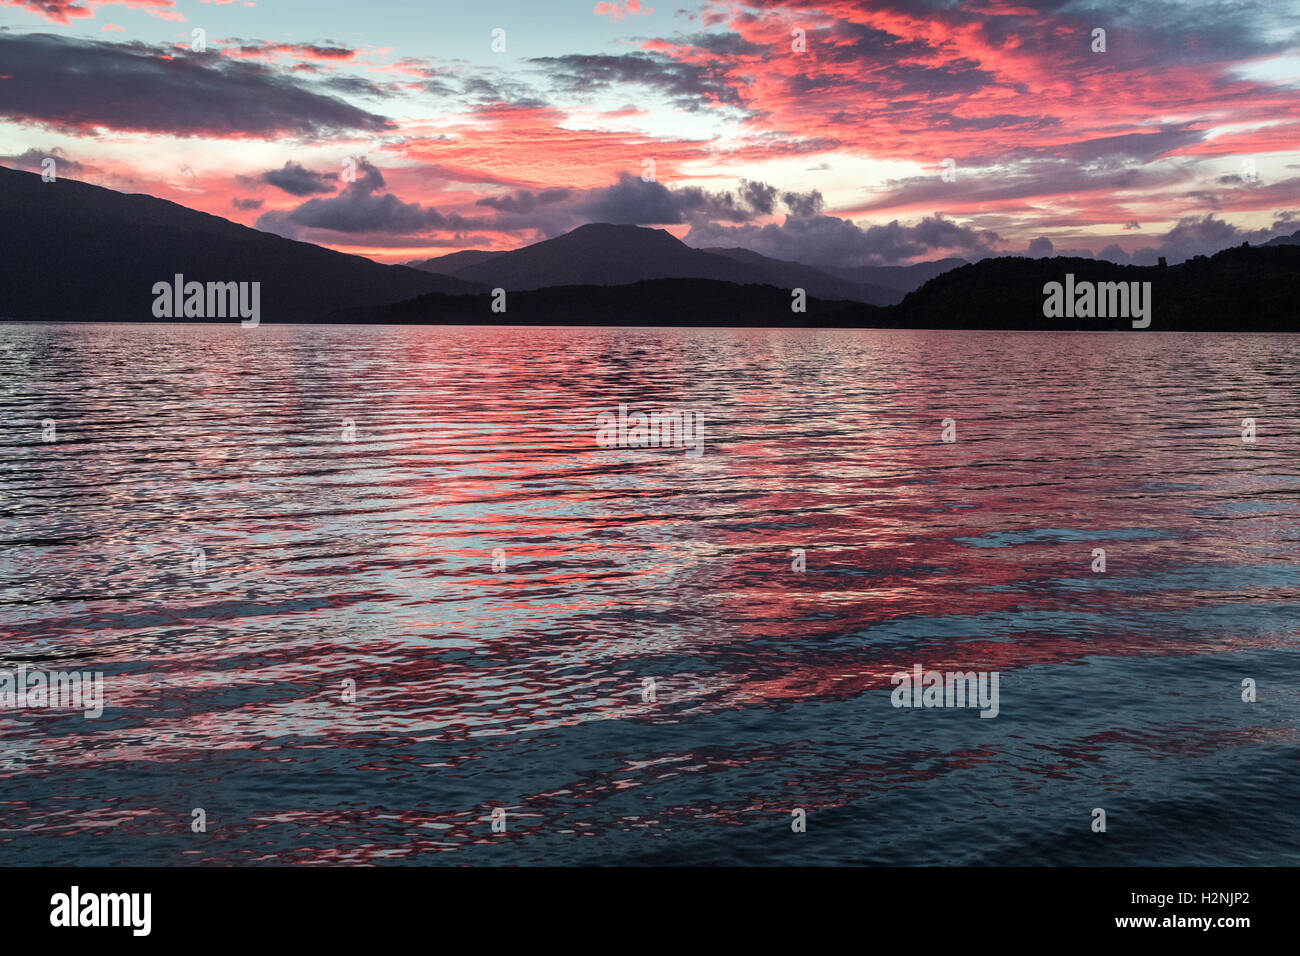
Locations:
1;0;1298;267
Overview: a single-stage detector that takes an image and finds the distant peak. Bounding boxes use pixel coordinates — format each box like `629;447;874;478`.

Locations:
567;222;676;239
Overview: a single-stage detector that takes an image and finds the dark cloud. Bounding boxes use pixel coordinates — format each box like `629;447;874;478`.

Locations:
575;174;689;224
456;175;802;239
231;197;264;211
261;161;336;196
686;213;1001;267
762;0;1293;69
0;33;389;138
787;59;993;100
1058;211;1299;265
475;188;574;214
0;146;83;174
317;76;391;98
817;20;934;63
572;172;782;226
671;31;767;57
739;179;778;215
460;75;551;111
219;40;358;61
257;159;490;236
1124;212;1295;265
1046;126;1207;165
860;153;1199;213
1028;237;1054;257
929;113;1060;133
529;53;744;110
781;189;824;217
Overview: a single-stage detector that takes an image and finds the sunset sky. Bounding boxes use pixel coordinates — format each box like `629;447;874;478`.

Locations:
1;0;1297;266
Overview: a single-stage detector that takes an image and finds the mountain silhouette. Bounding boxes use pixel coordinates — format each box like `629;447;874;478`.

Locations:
695;246;903;303
885;245;1299;331
4;167;1296;329
408;249;503;272
820;257;969;293
1263;228;1300;247
0;165;484;321
408;222;901;305
329;278;866;325
337;242;1299;330
412;235;957;300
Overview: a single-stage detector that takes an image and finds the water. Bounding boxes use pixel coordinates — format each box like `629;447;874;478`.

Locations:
1;323;1297;866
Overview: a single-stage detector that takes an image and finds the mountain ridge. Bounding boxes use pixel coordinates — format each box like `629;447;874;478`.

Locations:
4;166;1296;329
0;165;485;321
406;223;904;305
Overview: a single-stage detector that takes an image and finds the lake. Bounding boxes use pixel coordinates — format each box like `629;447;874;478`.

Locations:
1;322;1297;865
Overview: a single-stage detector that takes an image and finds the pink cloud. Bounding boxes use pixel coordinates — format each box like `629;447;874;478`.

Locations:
594;0;653;21
2;0;183;24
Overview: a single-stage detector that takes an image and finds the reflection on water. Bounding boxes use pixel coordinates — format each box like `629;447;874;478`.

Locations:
1;323;1297;865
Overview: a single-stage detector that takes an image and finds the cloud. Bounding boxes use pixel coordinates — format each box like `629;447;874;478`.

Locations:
231;197;264;210
739;179;778;215
575;174;687;224
1027;237;1053;257
261;161;335;196
475;187;574;214
218;40;359;62
781;189;824;217
256;159;490;237
0;33;389;138
529;52;744;110
859;145;1205;215
1060;211;1300;264
360;174;830;245
3;0;181;26
571;172;784;226
0;146;84;175
594;1;653;20
1125;212;1298;265
685;212;1001;267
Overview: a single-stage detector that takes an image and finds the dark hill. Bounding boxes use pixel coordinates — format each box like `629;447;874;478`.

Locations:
408;249;504;272
440;223;899;305
327;278;869;326
697;246;903;304
822;257;969;294
888;245;1299;331
334;243;1298;329
0;165;485;321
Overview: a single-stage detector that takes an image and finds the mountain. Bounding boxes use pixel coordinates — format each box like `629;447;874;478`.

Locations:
329;278;868;326
885;245;1299;331
333;243;1299;330
5;167;1295;329
412;226;952;304
820;257;969;294
1263;228;1300;247
413;223;900;305
407;249;504;272
696;247;904;304
0;165;485;321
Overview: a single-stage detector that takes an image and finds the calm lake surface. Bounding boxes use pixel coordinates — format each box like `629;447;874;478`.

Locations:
1;323;1297;866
